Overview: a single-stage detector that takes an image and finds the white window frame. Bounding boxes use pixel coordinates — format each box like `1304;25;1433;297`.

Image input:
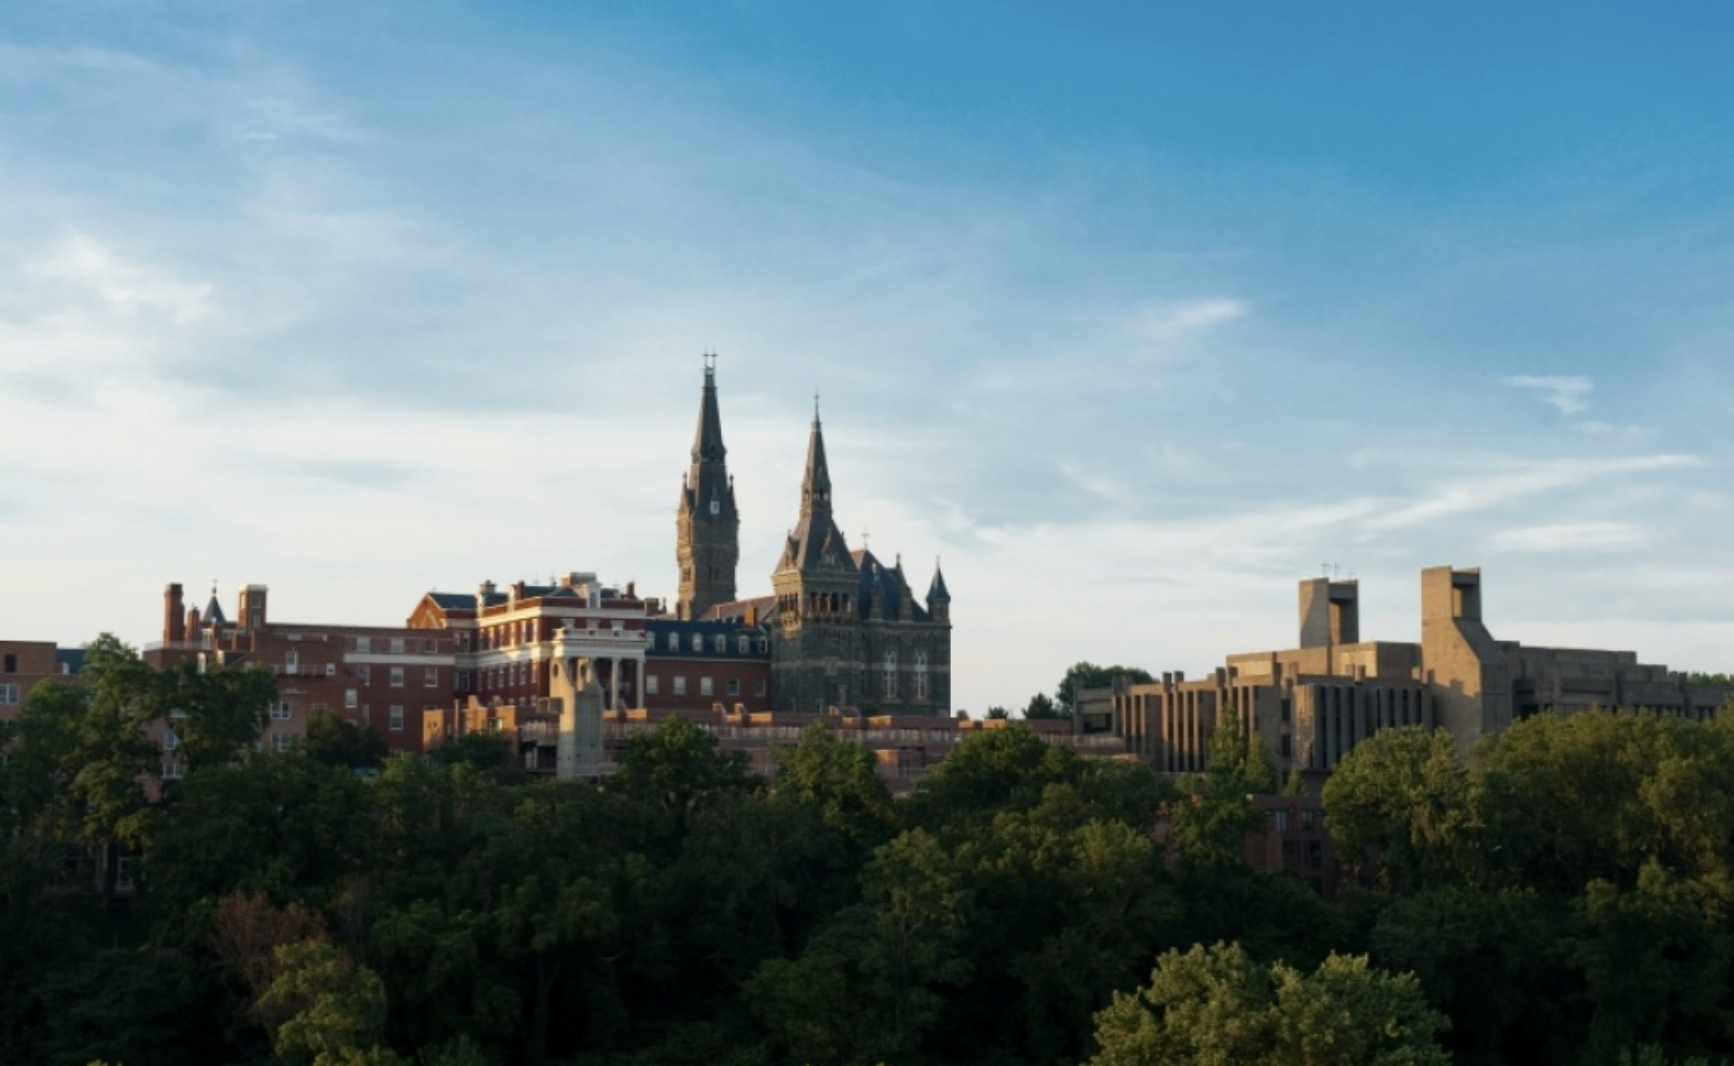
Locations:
390;666;405;688
389;705;405;731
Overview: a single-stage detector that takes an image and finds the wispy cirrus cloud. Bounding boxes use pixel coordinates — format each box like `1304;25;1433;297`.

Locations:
1127;298;1246;344
1486;521;1649;553
1503;374;1593;415
1361;453;1702;532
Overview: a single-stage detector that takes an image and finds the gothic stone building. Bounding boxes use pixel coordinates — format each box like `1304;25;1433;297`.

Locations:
676;361;952;715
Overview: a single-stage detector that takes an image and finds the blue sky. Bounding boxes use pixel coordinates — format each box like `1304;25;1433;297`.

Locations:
3;2;1732;711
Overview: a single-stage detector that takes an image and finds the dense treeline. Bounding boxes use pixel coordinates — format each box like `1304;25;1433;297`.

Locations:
1;639;1732;1065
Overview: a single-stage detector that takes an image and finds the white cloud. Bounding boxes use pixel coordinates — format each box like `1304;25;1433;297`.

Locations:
1127;298;1246;344
1503;374;1594;415
1486;522;1648;553
1361;454;1701;533
27;233;212;323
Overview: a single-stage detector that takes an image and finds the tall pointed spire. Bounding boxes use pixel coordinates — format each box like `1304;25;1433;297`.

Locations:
691;352;726;465
676;353;739;620
801;396;832;517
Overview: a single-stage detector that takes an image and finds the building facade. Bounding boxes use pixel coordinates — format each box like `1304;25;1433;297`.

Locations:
759;407;951;715
1113;565;1734;783
0;638;80;721
145;582;459;753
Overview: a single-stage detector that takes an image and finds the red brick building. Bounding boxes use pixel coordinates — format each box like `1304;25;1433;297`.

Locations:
145;583;458;753
0;638;81;722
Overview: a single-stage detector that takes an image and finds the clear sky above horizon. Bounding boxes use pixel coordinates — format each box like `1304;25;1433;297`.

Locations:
3;2;1733;711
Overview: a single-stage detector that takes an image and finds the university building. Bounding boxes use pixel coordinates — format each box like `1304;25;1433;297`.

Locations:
144;582;459;754
0;638;81;722
1101;565;1734;785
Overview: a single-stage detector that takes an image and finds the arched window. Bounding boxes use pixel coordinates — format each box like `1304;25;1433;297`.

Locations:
883;650;897;698
915;650;929;700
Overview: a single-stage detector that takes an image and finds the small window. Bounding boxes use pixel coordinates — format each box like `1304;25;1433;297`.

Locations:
727;677;740;697
700;676;713;696
424;638;436;653
424;667;438;688
285;651;298;673
272;701;292;721
356;636;371;652
390;666;405;687
738;636;749;654
389;705;405;732
673;676;687;696
646;674;660;696
755;680;767;698
358;664;371;684
2;654;15;673
390;638;406;654
325;663;336;677
714;635;727;654
345;689;358;709
161;759;184;780
163;727;179;751
273;734;291;752
0;683;20;706
457;671;470;692
668;633;680;652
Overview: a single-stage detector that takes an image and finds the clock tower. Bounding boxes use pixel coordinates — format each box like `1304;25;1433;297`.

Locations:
676;355;740;619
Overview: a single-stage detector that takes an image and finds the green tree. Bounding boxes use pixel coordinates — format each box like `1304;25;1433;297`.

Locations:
1089;941;1449;1066
304;710;388;771
1056;662;1155;717
13;635;161;905
153;656;275;772
1168;704;1279;868
260;938;401;1066
1321;726;1474;892
770;721;895;848
1475;710;1734;898
608;716;756;843
903;724;1083;833
147;751;373;939
431;730;526;785
1025;693;1063;719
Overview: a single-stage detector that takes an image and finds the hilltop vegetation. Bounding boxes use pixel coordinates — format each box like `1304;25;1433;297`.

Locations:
3;639;1734;1065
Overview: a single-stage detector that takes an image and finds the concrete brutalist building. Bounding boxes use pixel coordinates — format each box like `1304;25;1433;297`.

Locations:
1102;566;1734;783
